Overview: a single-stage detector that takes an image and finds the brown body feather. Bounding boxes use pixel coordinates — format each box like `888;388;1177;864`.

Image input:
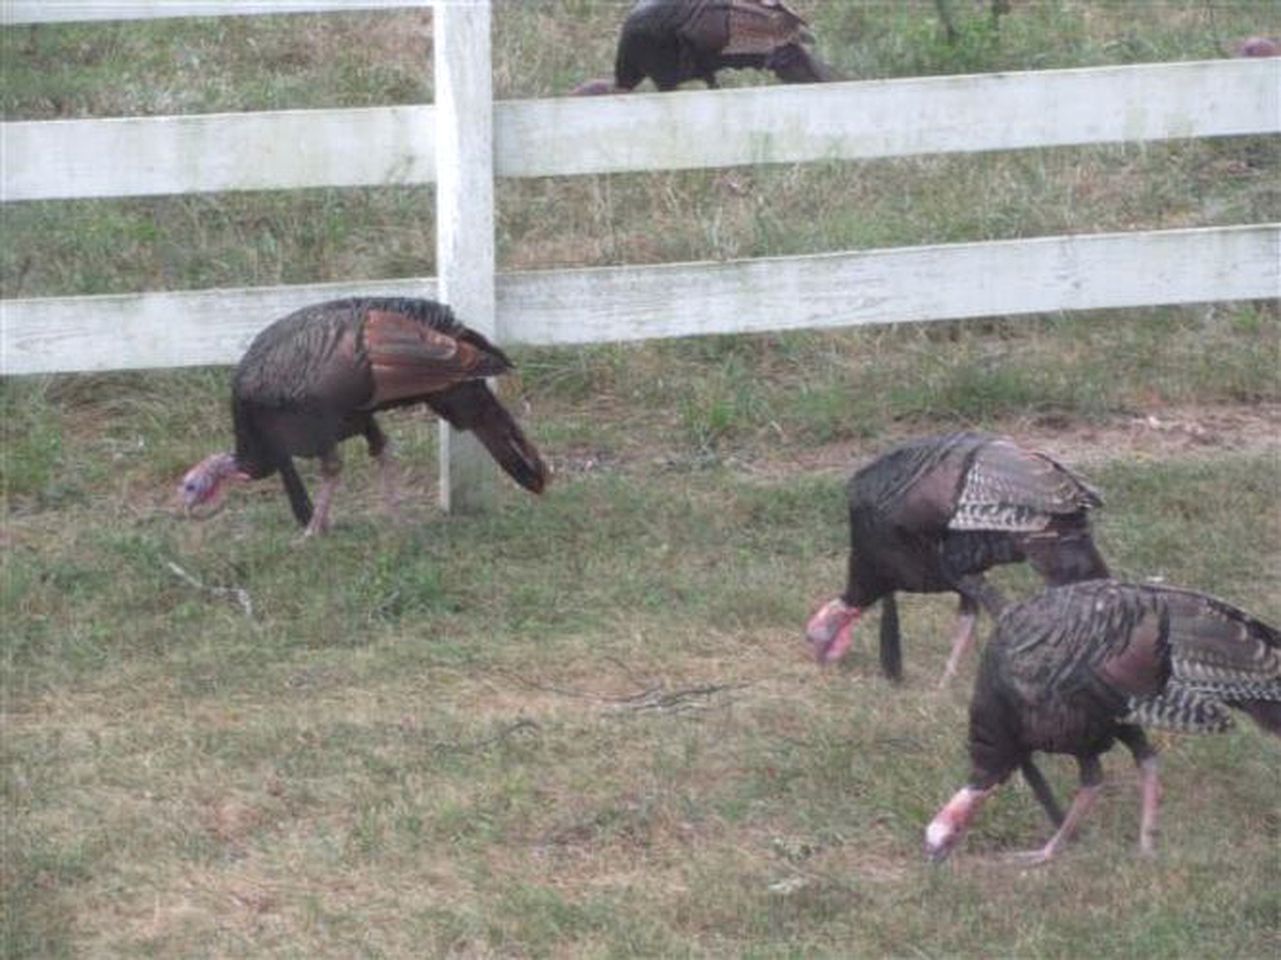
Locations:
225;297;547;529
832;431;1109;681
611;0;837;92
925;580;1281;862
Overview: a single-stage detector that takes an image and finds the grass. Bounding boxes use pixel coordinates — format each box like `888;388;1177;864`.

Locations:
3;1;1281;957
4;444;1279;957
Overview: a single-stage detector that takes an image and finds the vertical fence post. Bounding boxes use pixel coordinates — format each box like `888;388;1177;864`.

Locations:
434;0;496;513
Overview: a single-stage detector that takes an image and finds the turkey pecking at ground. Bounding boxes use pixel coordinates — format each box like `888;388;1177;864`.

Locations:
805;432;1110;686
179;297;549;536
572;0;839;96
925;580;1281;864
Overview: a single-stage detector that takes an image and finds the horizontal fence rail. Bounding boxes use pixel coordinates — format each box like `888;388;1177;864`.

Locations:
4;224;1277;375
1;1;431;25
2;107;437;200
8;5;1276;512
499;58;1280;179
4;59;1278;201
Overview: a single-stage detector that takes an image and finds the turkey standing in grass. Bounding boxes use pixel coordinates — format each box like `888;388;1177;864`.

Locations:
572;0;838;96
925;580;1281;864
179;297;548;536
1234;36;1279;57
805;432;1109;685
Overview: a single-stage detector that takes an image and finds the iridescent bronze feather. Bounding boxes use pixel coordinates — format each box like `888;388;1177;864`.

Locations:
925;580;1280;864
805;432;1109;685
180;297;548;536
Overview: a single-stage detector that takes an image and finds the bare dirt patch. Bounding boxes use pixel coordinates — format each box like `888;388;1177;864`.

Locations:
745;402;1281;480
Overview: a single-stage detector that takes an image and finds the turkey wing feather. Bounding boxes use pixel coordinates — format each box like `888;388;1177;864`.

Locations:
363;308;508;408
950;439;1103;533
722;0;809;55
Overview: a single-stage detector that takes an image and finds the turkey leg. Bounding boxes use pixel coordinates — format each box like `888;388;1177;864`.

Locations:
1019;758;1065;827
1005;755;1102;865
879;592;902;681
363;420;400;518
1116;725;1161;855
1137;756;1161;855
939;595;979;687
304;453;342;537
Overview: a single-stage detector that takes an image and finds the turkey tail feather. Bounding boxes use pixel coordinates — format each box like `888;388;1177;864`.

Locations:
471;411;549;495
879;593;903;682
1130;583;1281;737
427;381;549;494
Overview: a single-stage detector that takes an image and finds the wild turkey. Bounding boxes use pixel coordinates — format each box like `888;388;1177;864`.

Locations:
805;432;1109;685
179;297;548;536
572;0;838;96
1234;36;1279;57
925;580;1281;864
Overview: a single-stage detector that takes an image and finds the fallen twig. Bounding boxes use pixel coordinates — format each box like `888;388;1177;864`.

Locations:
500;668;749;715
430;718;540;754
610;682;750;714
165;560;254;619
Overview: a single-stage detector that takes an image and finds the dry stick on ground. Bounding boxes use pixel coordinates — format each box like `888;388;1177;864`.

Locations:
500;667;751;714
612;682;752;714
165;560;254;618
430;718;541;754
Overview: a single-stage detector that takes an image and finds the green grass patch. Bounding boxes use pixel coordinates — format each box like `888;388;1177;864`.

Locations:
3;3;1281;955
4;432;1278;955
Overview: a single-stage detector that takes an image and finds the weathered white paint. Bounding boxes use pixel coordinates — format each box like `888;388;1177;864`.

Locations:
1;0;431;25
1;107;435;201
5;59;1277;202
433;0;495;513
5;225;1275;375
497;224;1281;345
497;59;1280;177
0;277;436;374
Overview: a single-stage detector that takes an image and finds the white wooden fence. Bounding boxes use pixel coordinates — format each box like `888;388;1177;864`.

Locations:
2;1;1279;508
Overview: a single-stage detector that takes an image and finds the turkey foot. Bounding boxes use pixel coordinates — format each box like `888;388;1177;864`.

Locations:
302;509;333;539
1003;783;1100;866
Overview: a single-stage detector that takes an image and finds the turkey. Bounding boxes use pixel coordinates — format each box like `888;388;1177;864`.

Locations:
1233;36;1279;57
572;0;838;96
925;580;1281;864
179;297;548;536
805;432;1109;686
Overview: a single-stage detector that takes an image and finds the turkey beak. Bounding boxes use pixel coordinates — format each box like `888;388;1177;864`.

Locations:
924;785;989;864
805;599;860;664
924;817;960;864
